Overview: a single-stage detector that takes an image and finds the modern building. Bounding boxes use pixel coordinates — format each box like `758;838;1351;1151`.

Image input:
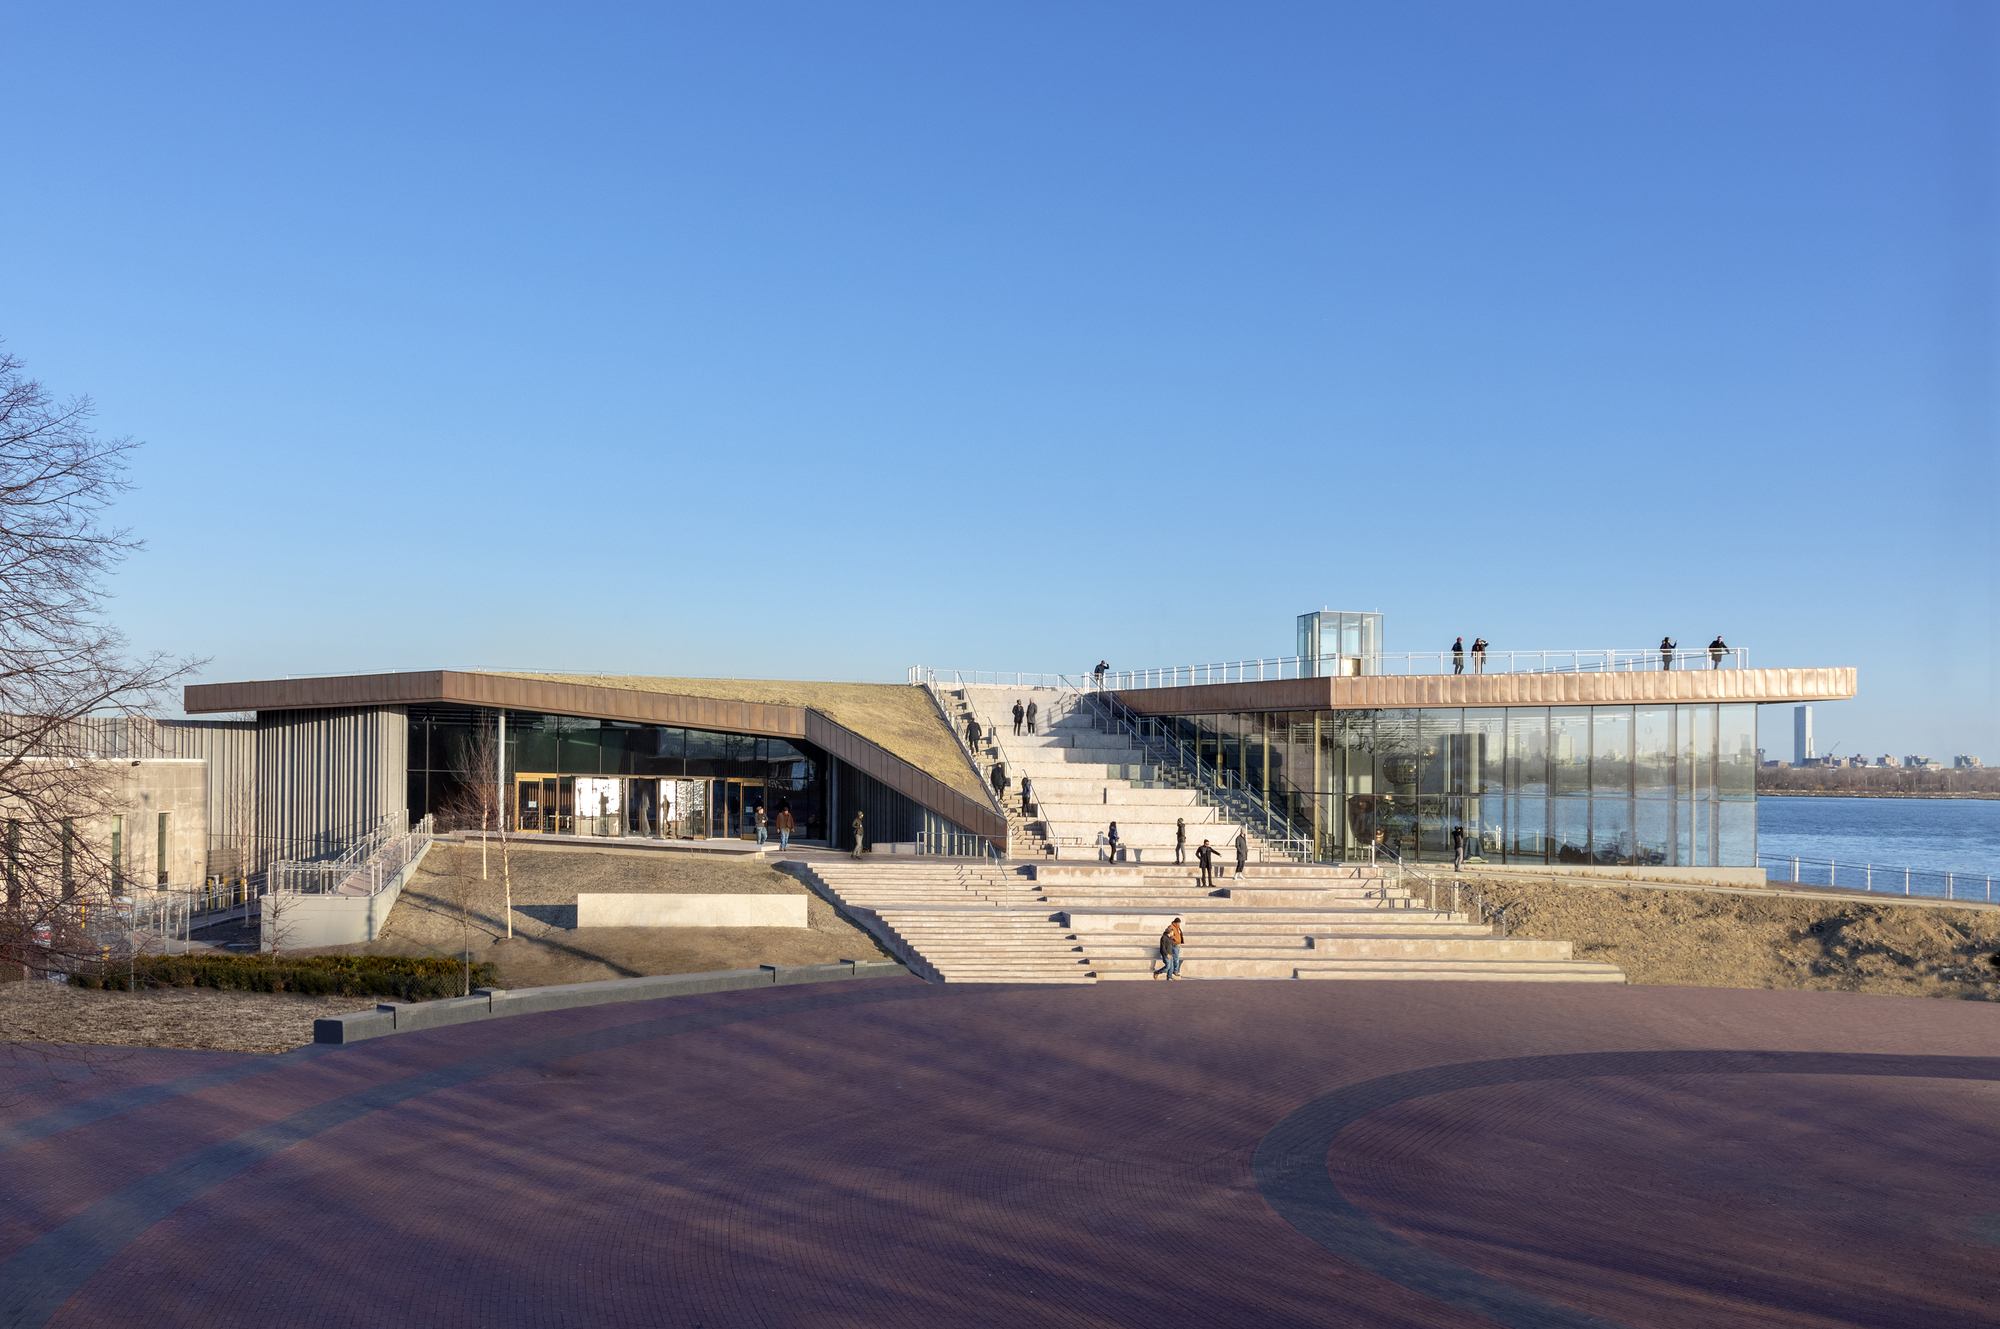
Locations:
156;616;1853;877
1954;755;1983;769
1793;706;1813;766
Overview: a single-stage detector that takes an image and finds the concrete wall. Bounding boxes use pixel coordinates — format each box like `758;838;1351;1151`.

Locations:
260;838;431;950
575;893;808;927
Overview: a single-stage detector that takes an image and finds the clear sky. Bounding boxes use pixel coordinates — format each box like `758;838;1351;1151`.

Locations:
1;2;1993;759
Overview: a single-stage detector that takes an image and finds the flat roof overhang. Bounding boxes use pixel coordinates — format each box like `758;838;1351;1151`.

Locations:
184;671;1003;843
1110;666;1858;716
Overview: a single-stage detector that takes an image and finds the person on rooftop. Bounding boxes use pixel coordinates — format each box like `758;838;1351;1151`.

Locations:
1660;636;1677;670
1025;699;1038;734
1709;635;1729;668
1012;699;1024;735
1451;637;1465;675
1471;638;1489;674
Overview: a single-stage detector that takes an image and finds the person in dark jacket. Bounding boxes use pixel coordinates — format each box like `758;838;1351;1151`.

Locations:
1660;637;1677;671
1025;699;1038;734
1104;821;1119;863
1195;839;1217;887
1451;824;1466;872
1709;635;1729;669
991;763;1007;796
967;716;982;749
1093;660;1109;689
1233;829;1249;879
1158;917;1184;980
775;806;794;851
1451;637;1465;675
1012;700;1025;735
1175;817;1187;865
1471;638;1489;674
1020;776;1034;817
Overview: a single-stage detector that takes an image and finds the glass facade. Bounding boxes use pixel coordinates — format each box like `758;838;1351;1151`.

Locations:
1297;610;1384;676
406;706;828;843
1150;703;1758;867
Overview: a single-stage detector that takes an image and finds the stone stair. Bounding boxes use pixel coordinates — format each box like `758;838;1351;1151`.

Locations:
790;857;1626;986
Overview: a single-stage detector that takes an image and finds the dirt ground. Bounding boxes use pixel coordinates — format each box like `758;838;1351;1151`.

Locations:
349;843;891;989
0;980;369;1055
1457;872;2000;1001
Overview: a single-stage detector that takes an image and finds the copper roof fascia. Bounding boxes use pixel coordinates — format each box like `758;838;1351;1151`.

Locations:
1110;666;1858;716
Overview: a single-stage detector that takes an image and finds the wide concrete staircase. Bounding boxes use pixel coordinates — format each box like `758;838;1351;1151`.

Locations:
791;857;1625;985
952;684;1252;861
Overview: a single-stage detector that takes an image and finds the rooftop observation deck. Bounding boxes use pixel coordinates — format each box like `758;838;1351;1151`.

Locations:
912;649;1857;714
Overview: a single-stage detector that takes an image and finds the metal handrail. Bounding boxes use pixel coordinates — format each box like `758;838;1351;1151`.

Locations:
913;648;1750;690
1376;844;1512;932
1082;689;1315;864
915;680;1008;859
1756;852;1995;903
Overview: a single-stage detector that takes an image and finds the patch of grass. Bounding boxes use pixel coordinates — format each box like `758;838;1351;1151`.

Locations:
71;953;498;1001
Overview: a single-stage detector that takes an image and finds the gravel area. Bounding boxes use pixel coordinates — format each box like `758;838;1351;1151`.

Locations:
0;980;372;1054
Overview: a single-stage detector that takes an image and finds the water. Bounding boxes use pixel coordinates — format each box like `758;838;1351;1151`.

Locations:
1757;796;2000;880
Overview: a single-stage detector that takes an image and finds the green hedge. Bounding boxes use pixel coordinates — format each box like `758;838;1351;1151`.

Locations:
71;953;499;1001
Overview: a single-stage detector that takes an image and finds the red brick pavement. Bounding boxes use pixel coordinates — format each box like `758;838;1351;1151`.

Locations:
1;978;1995;1328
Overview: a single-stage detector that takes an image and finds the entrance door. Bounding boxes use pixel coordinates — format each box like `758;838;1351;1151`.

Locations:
515;776;573;834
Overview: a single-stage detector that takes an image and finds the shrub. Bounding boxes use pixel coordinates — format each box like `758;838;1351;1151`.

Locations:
71;953;499;1001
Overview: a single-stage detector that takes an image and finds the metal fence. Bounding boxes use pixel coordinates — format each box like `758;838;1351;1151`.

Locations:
912;648;1750;691
1758;853;1997;903
268;813;434;897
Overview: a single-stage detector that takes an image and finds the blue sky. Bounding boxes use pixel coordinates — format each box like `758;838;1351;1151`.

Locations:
1;2;1993;759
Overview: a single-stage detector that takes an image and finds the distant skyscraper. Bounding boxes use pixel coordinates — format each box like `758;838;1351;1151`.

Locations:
1793;706;1813;766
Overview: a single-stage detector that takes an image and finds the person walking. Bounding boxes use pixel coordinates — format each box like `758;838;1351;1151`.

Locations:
966;716;983;749
1174;816;1187;865
1025;699;1038;734
1195;838;1217;887
991;762;1007;798
1471;638;1489;674
1451;824;1465;872
850;811;865;859
1708;635;1729;669
1020;775;1034;817
1104;821;1120;863
1660;636;1677;671
754;804;768;849
775;805;794;851
1157;916;1184;980
1012;700;1024;735
1451;637;1465;675
1233;829;1249;880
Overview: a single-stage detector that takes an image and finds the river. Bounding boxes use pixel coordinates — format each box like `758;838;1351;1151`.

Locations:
1758;796;2000;879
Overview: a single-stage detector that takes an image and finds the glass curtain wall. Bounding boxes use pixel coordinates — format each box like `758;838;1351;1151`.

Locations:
1160;703;1758;867
406;706;827;843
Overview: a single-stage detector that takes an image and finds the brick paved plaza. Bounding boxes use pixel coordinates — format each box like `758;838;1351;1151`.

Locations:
2;979;1995;1327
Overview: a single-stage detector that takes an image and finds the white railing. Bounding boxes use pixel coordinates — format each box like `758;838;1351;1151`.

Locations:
1758;853;1996;903
268;813;435;897
913;648;1749;690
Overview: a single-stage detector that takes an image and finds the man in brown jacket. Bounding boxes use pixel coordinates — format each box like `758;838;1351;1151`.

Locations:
1158;917;1184;980
775;806;795;851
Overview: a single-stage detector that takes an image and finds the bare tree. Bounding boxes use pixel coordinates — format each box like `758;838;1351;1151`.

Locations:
442;721;513;943
0;345;200;1000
